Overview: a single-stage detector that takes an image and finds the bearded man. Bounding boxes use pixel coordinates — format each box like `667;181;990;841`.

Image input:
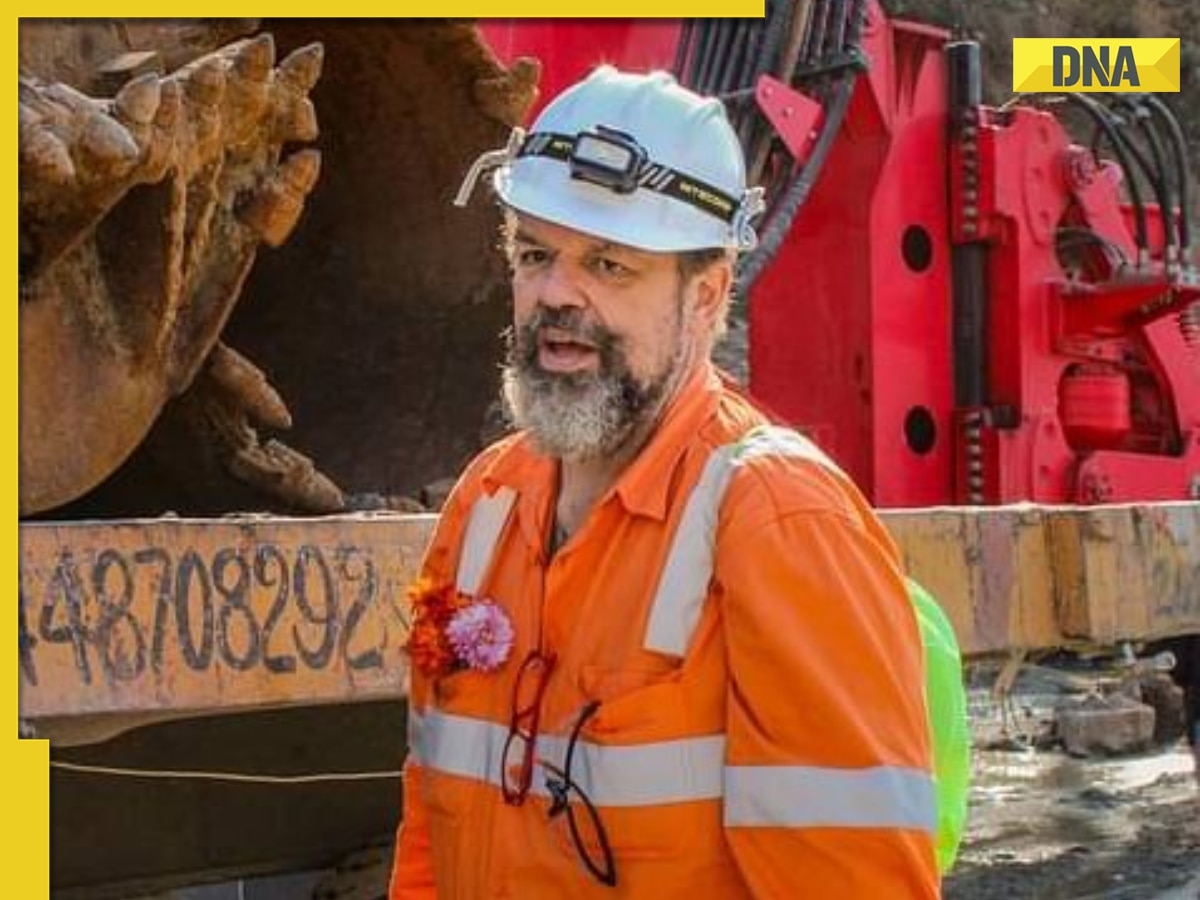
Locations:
389;66;939;899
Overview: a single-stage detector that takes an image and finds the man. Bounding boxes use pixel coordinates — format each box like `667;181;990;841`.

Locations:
390;66;939;898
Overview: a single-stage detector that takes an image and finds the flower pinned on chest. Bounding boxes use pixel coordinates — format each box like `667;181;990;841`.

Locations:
405;576;515;678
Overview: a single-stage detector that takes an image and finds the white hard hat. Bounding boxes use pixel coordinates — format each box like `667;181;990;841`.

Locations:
455;66;764;253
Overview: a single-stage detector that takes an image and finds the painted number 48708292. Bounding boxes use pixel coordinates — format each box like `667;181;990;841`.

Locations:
19;541;393;689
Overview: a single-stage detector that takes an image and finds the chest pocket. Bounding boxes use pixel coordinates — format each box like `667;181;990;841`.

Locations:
578;664;689;738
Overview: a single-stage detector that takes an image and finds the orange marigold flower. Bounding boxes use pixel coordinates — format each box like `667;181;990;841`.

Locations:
407;617;457;678
404;576;474;678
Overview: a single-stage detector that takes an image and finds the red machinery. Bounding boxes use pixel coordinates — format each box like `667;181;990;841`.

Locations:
482;3;1199;507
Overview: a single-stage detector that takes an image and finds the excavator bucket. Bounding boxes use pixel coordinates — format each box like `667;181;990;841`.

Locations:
20;20;538;518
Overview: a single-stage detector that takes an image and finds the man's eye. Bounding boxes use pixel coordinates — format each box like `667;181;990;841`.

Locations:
594;257;631;278
515;248;548;267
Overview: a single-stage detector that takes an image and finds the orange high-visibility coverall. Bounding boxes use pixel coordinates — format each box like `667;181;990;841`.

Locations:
390;364;939;899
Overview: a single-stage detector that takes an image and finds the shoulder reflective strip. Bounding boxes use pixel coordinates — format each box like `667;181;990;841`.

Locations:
455;487;517;596
642;425;847;656
732;424;843;473
643;445;739;657
724;764;937;833
410;707;725;808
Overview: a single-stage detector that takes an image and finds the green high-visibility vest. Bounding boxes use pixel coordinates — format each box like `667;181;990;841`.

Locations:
908;578;970;872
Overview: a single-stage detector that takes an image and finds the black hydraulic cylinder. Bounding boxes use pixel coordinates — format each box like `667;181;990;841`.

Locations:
947;40;988;410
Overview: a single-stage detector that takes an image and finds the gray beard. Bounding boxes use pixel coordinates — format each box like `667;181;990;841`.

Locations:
500;305;685;462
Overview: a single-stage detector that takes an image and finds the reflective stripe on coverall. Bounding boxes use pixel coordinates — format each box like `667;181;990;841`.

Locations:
390;365;939;899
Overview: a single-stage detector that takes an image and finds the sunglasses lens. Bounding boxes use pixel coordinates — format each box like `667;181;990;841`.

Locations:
503;650;557;804
561;794;614;884
513;653;552;717
501;730;532;802
542;701;616;887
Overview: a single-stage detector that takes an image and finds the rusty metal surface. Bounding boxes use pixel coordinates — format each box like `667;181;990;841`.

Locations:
19;513;435;721
19;28;329;515
20;504;1200;722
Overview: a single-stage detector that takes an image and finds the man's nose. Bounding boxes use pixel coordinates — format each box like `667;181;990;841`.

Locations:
538;258;586;311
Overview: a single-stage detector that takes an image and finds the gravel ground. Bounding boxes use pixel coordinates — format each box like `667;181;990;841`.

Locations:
945;660;1200;900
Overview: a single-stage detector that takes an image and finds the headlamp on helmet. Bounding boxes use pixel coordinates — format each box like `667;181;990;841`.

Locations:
570;127;646;194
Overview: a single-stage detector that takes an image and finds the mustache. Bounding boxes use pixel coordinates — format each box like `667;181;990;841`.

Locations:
508;305;620;370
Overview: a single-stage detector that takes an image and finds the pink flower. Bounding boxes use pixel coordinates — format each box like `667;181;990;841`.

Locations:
445;600;514;672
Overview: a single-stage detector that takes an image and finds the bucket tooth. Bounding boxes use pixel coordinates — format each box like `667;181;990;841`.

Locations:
134;79;180;182
22;128;76;185
79;112;139;177
232;33;275;82
277;42;324;94
206;342;293;430
289;97;319;142
222;34;275;137
154;79;182;131
183;55;228;109
114;73;162;127
229;438;345;513
236;149;321;247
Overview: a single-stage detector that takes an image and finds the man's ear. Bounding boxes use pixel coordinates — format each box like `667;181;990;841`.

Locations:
689;257;733;334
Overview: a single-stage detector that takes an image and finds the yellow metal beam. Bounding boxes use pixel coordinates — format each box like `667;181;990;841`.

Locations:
886;502;1200;656
19;515;435;722
19;504;1200;723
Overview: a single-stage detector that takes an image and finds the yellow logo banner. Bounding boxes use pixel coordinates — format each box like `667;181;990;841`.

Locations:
1012;38;1180;92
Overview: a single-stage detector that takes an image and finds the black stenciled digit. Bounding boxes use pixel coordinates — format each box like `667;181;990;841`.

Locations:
174;550;215;671
135;547;174;675
19;586;39;687
255;544;297;674
213;548;261;671
292;544;338;670
92;549;147;682
38;550;92;685
337;546;383;671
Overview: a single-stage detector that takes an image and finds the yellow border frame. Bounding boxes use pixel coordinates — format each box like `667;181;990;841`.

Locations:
11;15;49;897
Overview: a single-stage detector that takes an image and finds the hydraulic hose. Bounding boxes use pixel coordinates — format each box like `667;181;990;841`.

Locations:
1066;93;1149;261
738;0;867;290
672;0;868;292
673;20;694;80
698;22;736;94
803;0;832;68
737;69;855;289
713;20;752;101
1142;94;1193;260
1110;97;1174;264
688;21;717;91
824;0;849;64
